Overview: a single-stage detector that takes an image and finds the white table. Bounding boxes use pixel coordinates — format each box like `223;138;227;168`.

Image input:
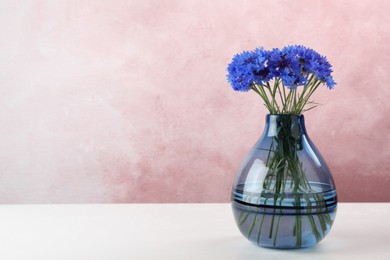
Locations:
0;203;388;259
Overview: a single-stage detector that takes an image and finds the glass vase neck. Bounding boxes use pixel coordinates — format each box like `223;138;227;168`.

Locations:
263;114;307;138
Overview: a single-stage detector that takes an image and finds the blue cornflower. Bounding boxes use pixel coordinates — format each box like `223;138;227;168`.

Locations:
288;46;335;89
252;48;273;83
226;51;256;92
268;46;307;89
226;48;270;92
273;45;336;89
267;48;284;77
325;76;336;89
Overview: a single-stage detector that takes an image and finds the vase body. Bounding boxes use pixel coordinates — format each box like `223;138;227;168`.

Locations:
231;114;337;249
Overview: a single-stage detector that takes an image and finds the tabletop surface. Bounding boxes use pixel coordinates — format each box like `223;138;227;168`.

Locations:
0;203;389;260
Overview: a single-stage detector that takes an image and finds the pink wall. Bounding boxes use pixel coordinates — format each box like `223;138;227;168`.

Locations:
0;0;389;203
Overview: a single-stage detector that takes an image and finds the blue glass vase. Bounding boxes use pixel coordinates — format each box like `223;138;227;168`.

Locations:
231;114;337;249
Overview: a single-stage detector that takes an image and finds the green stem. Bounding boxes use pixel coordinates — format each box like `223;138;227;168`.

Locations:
268;81;281;113
282;82;288;113
247;214;257;238
273;215;281;247
276;80;286;111
239;212;250;225
257;213;266;244
297;80;321;113
252;84;275;113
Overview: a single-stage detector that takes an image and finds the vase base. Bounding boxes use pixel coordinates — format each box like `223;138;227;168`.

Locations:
231;197;337;249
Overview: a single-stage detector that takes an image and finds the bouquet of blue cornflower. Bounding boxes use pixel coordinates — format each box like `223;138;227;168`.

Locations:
227;45;335;114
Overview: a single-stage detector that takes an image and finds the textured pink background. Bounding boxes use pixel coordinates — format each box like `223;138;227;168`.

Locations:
0;0;389;203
